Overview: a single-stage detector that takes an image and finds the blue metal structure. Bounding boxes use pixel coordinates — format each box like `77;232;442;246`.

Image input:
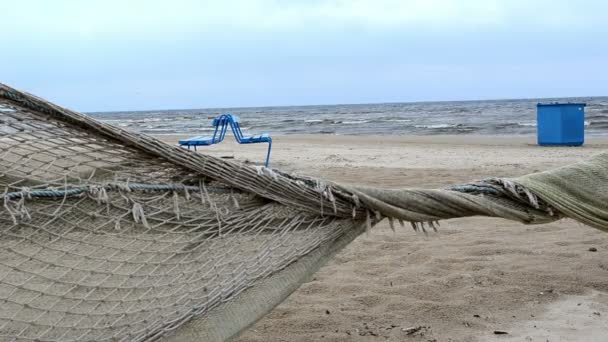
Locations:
179;114;273;167
537;102;586;146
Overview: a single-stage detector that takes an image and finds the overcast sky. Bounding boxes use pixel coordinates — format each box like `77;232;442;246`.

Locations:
1;0;607;111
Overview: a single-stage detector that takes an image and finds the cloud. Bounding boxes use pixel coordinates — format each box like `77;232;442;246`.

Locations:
1;0;606;110
2;0;606;39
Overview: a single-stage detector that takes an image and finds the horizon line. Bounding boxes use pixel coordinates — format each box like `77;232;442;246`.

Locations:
85;94;608;114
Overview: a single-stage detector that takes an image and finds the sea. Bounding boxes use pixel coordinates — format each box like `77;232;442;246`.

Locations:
89;97;608;136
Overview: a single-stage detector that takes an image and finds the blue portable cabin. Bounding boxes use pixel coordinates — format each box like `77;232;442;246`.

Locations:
537;102;586;146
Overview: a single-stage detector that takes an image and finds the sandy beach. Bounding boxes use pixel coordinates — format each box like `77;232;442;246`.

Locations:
161;134;608;341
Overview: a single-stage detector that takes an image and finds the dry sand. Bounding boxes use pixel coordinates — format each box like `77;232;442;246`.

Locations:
160;134;608;342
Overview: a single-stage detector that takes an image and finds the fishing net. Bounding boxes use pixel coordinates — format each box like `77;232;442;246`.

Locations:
0;83;606;341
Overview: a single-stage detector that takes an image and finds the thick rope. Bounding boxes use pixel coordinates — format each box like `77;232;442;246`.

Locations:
3;182;239;200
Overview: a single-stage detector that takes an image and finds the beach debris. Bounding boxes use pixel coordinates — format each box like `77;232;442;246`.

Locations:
589;247;598;252
357;323;379;337
539;288;554;295
493;330;509;335
401;325;424;335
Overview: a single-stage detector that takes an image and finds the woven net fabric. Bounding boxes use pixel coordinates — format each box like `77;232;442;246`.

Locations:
0;82;606;341
0;85;363;341
512;152;608;232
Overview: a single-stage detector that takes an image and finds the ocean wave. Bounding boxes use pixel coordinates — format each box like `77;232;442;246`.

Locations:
140;128;181;133
586;115;605;120
411;123;483;134
350;111;385;115
495;122;535;129
382;118;412;123
516;121;537;127
305;119;342;125
95;95;608;136
342;120;369;125
449;108;473;113
517;121;590;127
588;120;608;128
414;124;455;129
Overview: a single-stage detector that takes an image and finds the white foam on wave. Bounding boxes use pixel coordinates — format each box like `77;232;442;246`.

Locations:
414;124;454;129
517;121;537;127
517;121;589;127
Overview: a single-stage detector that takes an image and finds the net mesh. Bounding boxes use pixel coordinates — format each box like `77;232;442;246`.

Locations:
0;91;358;341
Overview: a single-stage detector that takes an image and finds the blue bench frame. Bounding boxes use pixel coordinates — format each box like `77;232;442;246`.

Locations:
179;114;272;167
